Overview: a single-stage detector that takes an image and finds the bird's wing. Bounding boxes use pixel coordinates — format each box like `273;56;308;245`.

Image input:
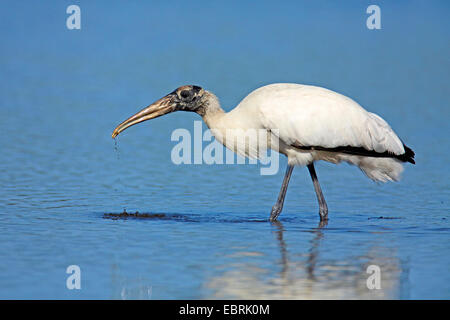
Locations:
248;84;405;155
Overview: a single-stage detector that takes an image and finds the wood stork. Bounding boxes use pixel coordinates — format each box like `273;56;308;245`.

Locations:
112;83;415;222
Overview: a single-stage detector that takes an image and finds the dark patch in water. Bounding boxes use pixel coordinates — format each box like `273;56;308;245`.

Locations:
104;210;164;219
368;216;403;220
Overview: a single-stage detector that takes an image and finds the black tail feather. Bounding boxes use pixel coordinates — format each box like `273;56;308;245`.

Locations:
398;144;415;164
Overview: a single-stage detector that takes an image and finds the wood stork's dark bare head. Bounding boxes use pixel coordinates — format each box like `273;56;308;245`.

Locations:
112;85;206;138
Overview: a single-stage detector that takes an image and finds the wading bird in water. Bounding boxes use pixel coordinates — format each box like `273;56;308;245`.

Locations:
112;84;415;222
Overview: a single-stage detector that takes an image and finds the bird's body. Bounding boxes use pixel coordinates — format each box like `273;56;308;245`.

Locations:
112;83;415;222
202;83;413;182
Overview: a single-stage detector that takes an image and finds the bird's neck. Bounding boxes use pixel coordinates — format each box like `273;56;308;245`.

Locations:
200;92;226;129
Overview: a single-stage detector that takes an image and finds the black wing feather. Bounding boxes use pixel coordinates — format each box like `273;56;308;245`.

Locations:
292;143;415;164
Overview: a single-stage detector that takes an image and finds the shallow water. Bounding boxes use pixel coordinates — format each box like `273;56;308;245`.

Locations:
0;2;449;299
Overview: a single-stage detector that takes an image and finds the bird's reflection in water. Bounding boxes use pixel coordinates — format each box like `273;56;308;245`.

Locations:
205;220;401;299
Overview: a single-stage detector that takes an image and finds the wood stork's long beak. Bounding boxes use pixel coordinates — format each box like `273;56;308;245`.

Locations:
112;93;177;138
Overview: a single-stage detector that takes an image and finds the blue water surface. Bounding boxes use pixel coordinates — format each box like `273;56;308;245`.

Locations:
0;1;449;299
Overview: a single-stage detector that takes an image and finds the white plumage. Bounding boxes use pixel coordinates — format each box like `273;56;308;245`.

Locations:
204;83;410;182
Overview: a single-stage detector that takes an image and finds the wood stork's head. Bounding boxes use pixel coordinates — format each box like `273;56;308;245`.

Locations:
112;85;212;138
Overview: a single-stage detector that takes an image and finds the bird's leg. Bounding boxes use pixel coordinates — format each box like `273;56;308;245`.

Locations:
307;163;328;221
269;164;294;221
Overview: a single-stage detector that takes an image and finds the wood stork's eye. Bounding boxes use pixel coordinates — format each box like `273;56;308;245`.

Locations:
180;90;192;100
